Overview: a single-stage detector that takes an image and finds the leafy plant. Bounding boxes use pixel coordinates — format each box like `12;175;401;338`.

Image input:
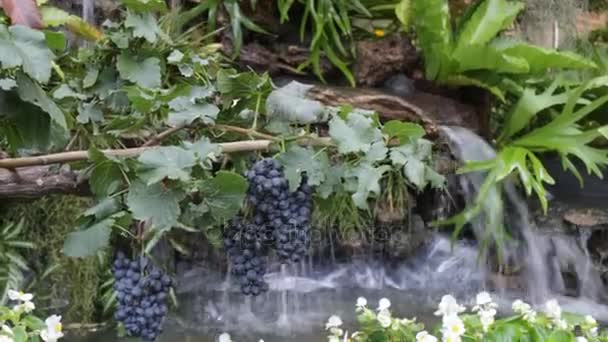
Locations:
440;77;608;251
0;220;34;305
410;0;596;99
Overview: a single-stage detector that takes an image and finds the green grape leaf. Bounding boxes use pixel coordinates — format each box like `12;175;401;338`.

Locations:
363;141;389;163
0;24;54;83
88;148;125;196
382;120;425;143
127;181;182;229
185;136;222;167
16;73;67;129
329;112;383;154
83;68;99;88
346;163;390;209
77;101;104;123
83;197;120;220
390;139;437;190
125;11;161;43
63;218;113;258
122;0;167;12
53;84;87;100
117;53;161;89
317;157;346;199
167;50;184;64
137;146;197;185
167;96;219;126
198;171;248;223
277;145;326;191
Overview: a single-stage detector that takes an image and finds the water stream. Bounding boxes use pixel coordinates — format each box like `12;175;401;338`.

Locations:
67;127;608;341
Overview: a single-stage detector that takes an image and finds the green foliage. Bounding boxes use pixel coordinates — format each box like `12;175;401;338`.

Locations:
440;78;608;253
410;0;595;98
0;25;54;83
0;220;34;305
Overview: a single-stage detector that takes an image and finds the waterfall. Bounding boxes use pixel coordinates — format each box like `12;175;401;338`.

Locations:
82;0;95;25
441;126;607;305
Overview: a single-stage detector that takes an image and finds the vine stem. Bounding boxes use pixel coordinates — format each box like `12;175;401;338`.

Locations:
142;124;188;147
0;138;332;169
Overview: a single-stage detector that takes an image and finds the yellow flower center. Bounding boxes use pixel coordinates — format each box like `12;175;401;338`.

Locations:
374;29;385;37
451;325;460;333
55;323;62;333
18;291;24;296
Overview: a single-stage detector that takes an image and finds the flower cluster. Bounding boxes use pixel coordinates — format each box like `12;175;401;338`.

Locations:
0;290;64;342
471;292;497;333
512;299;537;322
434;295;466;342
544;299;569;330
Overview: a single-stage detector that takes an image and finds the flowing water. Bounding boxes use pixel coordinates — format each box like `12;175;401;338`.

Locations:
67;127;608;341
82;0;95;25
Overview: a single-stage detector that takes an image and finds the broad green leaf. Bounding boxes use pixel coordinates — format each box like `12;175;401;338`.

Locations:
445;74;506;101
390;139;435;190
88;148;124;196
40;6;71;26
265;81;327;124
137;146;197;184
0;78;16;90
12;326;26;342
83;68;99;88
84;198;120;219
346;163;390;209
122;0;167;12
363;141;389;163
63;218;113;258
117;53;161;89
495;40;597;74
127;181;182;229
44;30;66;51
382;120;425;143
125;11;161;43
455;0;524;48
185;136;221;165
277;145;326;191
0;24;54;83
167;96;219;126
452;44;529;74
599;126;608;139
77;101;104;123
53;84;86;100
412;0;453;79
16;73;67;129
328;112;383;154
395;0;411;28
125;86;159;113
198;171;247;223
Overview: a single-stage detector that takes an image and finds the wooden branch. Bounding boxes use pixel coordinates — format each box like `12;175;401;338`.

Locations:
143;124;188;147
0;166;90;199
0;138;332;169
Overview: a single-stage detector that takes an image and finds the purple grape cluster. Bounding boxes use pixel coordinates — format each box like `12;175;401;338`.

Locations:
223;158;314;296
112;252;173;341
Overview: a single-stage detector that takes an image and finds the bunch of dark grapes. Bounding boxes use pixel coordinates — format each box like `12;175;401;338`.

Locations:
246;159;313;263
112;252;173;342
223;219;270;296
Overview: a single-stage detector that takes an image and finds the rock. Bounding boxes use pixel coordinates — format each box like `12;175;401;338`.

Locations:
353;34;418;87
564;208;608;227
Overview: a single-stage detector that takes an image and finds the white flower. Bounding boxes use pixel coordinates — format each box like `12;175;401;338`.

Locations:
401;317;416;325
218;333;232;342
13;301;35;313
472;292;497;312
544;299;562;319
356;297;367;308
575;337;588;342
40;315;63;342
0;336;13;342
325;315;343;330
377;298;391;311
376;310;392;328
435;295;465;317
554;319;568;330
479;308;496;332
328;336;340;342
589;327;598;337
585;315;597;327
416;331;438;342
523;310;537;323
512;299;530;313
441;314;465;342
7;290;33;302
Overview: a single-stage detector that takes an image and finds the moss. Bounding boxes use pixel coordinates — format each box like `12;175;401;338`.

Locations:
0;195;107;324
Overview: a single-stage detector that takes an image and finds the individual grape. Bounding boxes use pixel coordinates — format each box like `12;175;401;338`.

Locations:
112;253;174;342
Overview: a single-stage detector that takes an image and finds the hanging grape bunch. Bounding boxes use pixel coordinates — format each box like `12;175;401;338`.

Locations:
112;252;173;342
246;158;313;263
224;219;271;296
222;158;314;296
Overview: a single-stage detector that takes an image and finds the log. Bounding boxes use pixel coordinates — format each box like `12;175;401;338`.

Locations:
0;166;89;199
